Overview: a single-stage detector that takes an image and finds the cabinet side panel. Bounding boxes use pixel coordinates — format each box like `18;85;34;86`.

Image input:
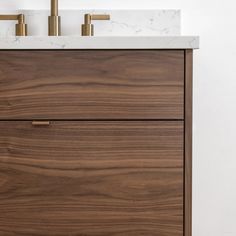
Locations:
185;49;193;236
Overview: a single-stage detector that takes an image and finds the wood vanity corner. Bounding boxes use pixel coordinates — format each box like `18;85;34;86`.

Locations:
0;49;193;236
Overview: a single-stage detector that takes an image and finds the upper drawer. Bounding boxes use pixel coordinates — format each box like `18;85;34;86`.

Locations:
0;50;184;120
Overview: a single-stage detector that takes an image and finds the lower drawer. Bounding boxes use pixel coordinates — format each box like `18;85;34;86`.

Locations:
0;121;184;236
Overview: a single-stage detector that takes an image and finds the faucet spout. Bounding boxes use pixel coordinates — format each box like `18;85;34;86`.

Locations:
51;0;58;16
48;0;61;36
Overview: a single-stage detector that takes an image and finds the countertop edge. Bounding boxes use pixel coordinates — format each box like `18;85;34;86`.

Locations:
0;36;199;50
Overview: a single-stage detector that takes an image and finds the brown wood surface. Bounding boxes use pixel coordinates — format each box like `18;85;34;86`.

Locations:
0;121;184;236
184;50;193;236
0;50;184;120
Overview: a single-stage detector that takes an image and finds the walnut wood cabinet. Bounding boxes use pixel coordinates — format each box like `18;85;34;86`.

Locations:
0;50;193;236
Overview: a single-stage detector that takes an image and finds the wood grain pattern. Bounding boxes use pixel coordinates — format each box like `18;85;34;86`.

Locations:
0;121;183;236
0;50;184;120
185;50;193;236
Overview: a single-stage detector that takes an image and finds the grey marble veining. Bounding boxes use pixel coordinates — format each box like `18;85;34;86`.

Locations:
0;36;199;49
0;9;181;36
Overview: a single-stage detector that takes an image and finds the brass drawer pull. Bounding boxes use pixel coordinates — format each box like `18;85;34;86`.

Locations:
32;121;50;126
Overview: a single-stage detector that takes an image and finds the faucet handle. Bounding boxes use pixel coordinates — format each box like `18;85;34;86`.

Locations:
82;14;110;36
90;15;110;21
0;14;27;36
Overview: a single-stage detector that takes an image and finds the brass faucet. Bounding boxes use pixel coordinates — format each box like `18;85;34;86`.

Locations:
82;14;110;36
48;0;61;36
0;14;27;36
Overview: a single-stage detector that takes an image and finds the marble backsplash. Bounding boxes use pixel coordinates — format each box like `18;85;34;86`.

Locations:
0;10;181;36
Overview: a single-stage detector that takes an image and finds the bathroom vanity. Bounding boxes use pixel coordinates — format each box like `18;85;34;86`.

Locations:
0;36;199;236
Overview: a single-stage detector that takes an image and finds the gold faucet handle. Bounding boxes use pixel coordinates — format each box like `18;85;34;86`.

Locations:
91;15;110;21
82;14;111;36
0;14;27;36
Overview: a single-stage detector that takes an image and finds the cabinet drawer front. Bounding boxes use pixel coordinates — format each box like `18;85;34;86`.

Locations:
0;50;184;120
0;121;183;236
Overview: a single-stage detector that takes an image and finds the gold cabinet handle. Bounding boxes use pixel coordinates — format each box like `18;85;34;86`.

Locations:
0;14;27;36
82;14;110;36
32;121;50;126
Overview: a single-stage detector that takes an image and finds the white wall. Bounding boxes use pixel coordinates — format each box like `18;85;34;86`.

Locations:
1;1;236;236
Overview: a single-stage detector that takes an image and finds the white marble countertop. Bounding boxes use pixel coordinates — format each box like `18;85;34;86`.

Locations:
0;36;199;49
0;10;181;37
